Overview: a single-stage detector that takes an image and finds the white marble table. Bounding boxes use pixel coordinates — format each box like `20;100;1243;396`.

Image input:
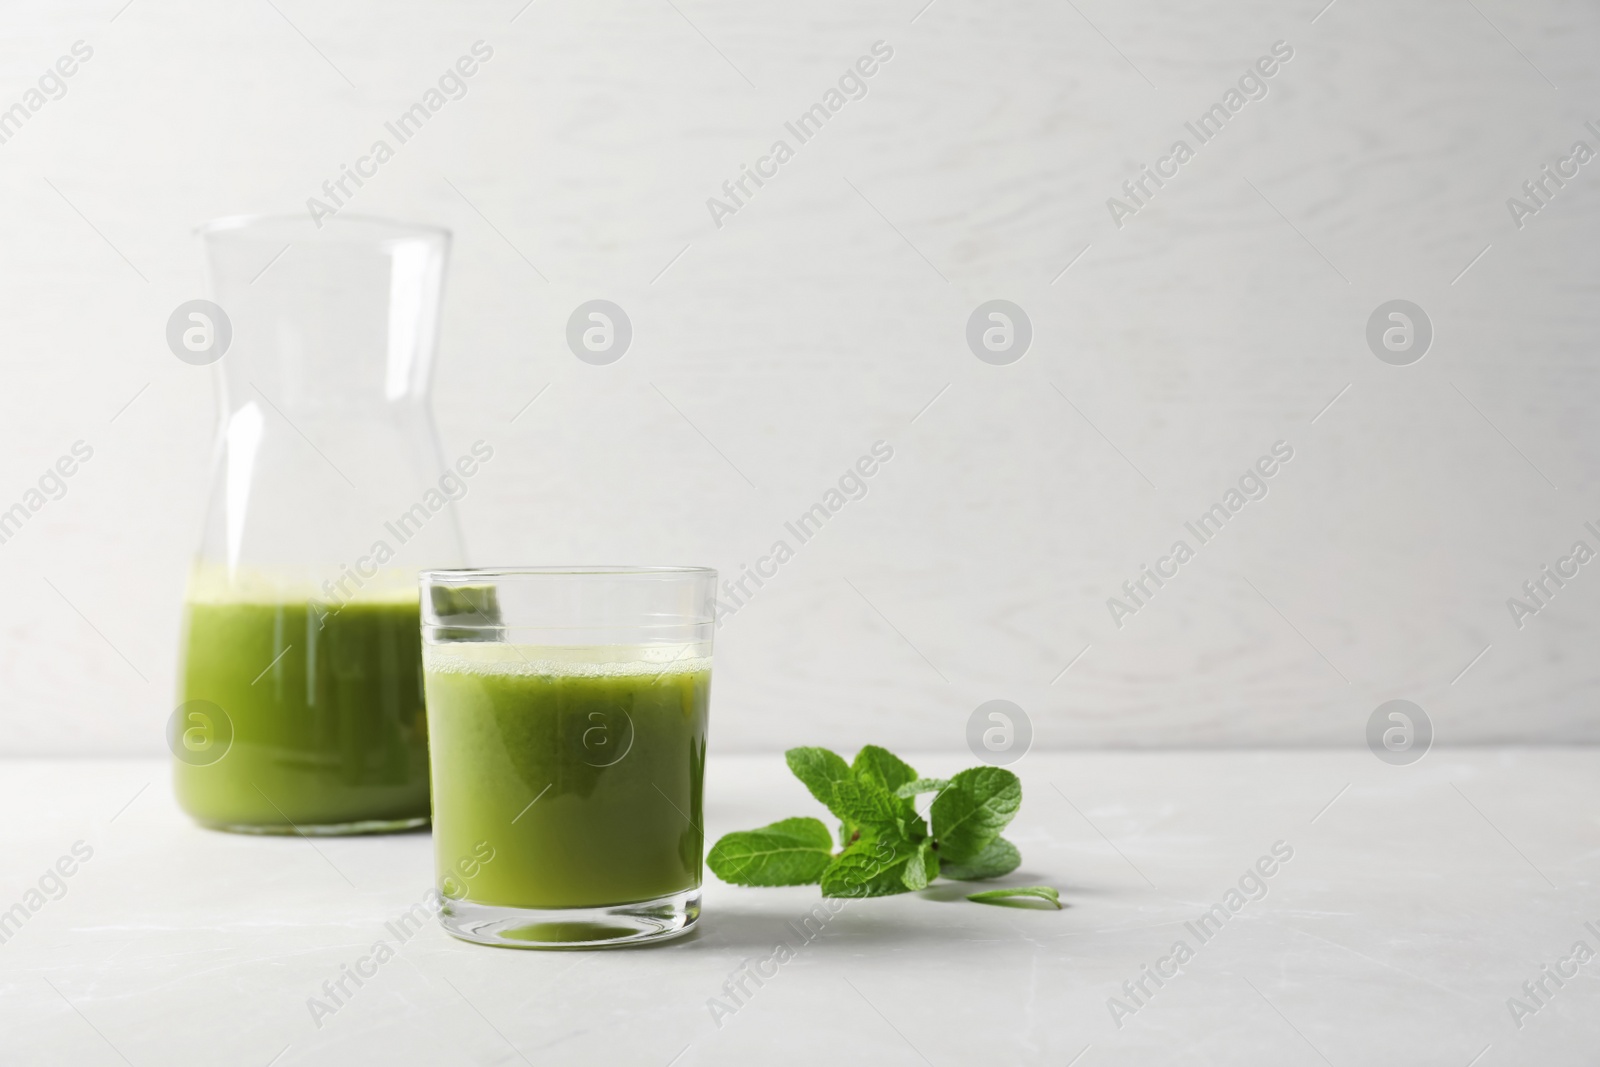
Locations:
1;750;1596;1066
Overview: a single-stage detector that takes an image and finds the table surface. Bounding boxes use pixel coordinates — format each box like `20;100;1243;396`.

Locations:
1;750;1596;1066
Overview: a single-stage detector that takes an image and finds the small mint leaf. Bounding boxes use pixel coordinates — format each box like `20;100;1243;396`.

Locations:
829;776;903;831
852;746;921;830
707;817;834;886
820;833;915;898
901;839;938;891
939;836;1020;881
851;746;918;795
966;885;1062;909
785;747;852;810
930;766;1022;864
894;777;949;799
786;747;857;844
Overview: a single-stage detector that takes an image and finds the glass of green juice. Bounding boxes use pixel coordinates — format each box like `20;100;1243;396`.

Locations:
421;566;716;948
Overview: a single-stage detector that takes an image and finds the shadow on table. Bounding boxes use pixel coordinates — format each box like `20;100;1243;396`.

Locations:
692;878;1077;952
689;909;947;953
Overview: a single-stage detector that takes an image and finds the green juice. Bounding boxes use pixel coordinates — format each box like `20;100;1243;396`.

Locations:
424;644;709;909
174;579;431;832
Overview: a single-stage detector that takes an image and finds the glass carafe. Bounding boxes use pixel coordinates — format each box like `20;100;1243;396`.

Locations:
173;215;462;835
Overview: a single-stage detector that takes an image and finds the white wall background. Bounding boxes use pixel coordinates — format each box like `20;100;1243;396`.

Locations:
1;0;1597;755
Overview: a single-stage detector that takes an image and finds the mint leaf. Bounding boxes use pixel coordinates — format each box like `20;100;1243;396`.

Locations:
786;747;852;810
939;836;1020;881
894;777;949;799
851;745;918;795
930;767;1021;864
820;833;915;898
786;747;857;844
966;885;1061;909
901;839;939;891
707;817;834;886
851;746;922;831
830;776;904;831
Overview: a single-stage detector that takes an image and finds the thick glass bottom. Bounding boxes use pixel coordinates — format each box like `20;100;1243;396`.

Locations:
195;815;430;836
439;888;700;949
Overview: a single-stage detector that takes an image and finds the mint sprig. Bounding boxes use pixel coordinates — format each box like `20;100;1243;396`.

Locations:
708;745;1058;906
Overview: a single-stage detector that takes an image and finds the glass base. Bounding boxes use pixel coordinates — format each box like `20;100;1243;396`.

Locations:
196;815;430;836
440;888;700;949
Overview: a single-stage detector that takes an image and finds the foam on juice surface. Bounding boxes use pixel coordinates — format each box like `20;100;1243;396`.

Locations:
185;562;420;605
424;641;711;678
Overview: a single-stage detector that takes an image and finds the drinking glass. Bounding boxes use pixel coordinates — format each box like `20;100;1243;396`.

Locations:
421;567;716;948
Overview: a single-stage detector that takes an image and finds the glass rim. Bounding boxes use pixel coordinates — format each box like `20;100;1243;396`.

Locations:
421;565;716;584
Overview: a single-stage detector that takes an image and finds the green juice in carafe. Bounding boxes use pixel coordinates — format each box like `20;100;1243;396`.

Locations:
424;643;710;909
174;571;431;832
